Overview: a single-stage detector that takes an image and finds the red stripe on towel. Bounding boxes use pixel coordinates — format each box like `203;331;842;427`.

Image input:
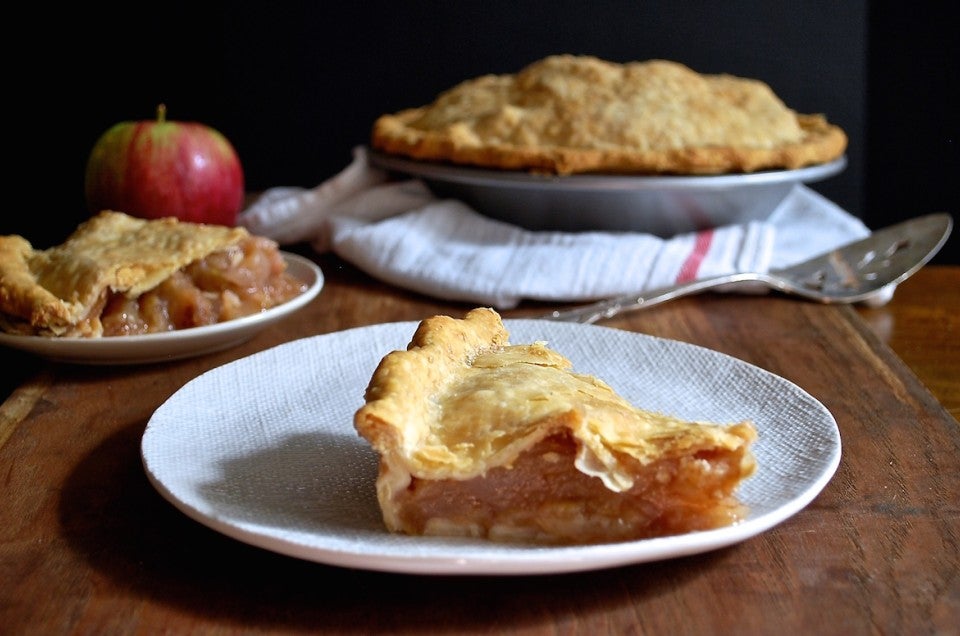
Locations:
676;229;714;282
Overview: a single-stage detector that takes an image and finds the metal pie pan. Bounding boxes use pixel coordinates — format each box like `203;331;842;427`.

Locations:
368;150;847;236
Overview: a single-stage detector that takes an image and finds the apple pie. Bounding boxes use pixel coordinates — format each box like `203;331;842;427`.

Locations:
354;307;757;545
371;54;847;175
0;211;307;338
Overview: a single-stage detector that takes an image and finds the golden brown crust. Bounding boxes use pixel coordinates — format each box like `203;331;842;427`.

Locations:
0;211;248;336
371;55;847;175
354;307;758;544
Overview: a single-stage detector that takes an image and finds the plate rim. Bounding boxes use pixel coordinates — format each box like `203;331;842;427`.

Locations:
141;319;841;575
367;148;848;191
0;252;324;364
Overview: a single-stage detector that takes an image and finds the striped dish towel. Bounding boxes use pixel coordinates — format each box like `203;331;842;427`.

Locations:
240;146;888;309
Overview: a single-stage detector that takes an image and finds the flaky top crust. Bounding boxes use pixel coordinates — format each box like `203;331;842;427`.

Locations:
354;308;757;496
0;211;248;336
372;55;847;175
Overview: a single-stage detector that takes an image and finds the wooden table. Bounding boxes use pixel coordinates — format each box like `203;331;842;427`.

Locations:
2;256;957;634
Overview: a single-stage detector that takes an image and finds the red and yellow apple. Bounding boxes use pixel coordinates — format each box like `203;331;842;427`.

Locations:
84;105;245;226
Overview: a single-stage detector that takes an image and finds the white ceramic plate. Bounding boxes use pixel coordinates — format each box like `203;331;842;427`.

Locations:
141;320;841;575
0;253;323;365
368;149;847;235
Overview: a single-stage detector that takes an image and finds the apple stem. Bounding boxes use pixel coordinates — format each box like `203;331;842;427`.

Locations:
157;104;167;124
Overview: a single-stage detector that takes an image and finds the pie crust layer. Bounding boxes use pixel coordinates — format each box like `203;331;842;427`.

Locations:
371;55;847;175
0;211;306;337
354;307;758;545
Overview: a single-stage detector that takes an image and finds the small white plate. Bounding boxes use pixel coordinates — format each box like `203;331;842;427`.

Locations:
0;253;323;365
141;320;841;575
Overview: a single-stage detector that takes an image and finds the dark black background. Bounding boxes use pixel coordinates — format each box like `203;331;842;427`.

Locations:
7;1;957;262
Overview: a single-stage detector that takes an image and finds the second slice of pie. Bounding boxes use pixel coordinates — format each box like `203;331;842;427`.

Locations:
0;211;307;338
354;307;757;545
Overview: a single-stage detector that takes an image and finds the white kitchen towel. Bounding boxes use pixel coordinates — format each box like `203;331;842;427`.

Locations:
240;146;891;308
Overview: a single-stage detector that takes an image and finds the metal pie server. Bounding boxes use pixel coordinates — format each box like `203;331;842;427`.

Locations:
543;213;954;324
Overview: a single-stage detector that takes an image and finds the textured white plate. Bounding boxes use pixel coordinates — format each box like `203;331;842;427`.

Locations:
141;320;841;575
0;253;323;365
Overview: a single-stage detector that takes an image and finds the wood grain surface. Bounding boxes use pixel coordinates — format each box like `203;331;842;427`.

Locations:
2;255;957;635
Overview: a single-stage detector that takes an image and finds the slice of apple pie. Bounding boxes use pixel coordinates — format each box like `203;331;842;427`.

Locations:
354;307;757;545
0;211;307;338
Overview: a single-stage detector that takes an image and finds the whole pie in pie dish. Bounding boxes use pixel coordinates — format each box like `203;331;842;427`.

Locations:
354;307;758;545
371;54;847;175
0;211;308;338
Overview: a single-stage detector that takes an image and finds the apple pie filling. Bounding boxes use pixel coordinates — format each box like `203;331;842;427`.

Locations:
392;428;755;545
98;235;305;336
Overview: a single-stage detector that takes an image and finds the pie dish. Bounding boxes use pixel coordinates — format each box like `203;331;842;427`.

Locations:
0;211;308;338
354;308;758;545
366;149;847;234
371;55;847;176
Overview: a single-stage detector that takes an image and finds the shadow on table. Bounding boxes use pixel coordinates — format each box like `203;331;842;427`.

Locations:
59;420;738;632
